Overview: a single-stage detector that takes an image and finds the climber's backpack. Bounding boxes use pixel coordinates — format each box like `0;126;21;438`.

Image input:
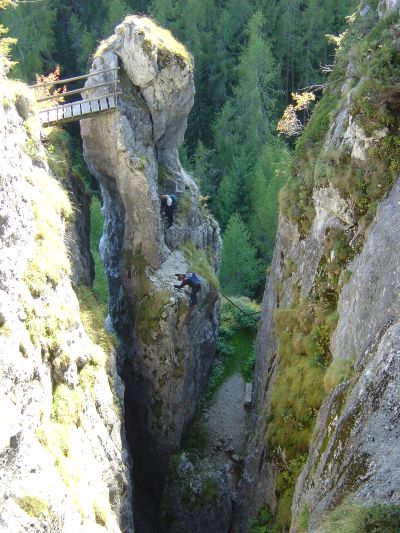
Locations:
187;272;202;286
169;194;178;207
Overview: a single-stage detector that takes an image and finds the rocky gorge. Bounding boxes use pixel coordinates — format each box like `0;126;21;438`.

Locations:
234;0;400;531
80;16;221;532
1;1;400;532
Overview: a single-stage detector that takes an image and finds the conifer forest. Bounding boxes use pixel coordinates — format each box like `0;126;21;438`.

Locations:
1;0;357;298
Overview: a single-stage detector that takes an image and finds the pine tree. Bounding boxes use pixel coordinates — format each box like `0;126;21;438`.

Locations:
193;141;218;198
219;213;263;297
249;142;290;261
213;11;279;229
104;0;131;36
0;0;56;81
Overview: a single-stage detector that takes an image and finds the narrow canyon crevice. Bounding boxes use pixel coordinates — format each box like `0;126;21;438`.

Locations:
80;16;221;532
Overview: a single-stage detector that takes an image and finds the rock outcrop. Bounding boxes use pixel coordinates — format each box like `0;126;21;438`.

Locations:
235;1;400;531
160;453;233;533
80;16;221;531
0;79;132;530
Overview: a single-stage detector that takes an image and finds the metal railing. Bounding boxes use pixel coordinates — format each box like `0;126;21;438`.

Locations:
31;67;120;108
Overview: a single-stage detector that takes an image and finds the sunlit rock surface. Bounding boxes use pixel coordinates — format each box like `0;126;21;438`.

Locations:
81;16;221;531
0;79;132;531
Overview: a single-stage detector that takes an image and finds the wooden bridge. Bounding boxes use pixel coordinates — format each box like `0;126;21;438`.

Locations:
31;67;120;127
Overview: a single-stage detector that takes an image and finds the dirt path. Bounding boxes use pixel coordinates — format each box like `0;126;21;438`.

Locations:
202;373;249;499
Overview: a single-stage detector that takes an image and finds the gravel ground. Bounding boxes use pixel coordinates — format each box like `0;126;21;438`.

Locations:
202;373;250;499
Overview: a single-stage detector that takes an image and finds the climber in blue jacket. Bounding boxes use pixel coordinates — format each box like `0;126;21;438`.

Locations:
174;272;202;306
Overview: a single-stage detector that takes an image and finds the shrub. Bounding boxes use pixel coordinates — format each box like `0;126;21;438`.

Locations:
249;506;274;533
295;93;339;155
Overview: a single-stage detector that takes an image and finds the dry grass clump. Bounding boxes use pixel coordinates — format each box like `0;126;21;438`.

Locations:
132;16;193;68
182;241;219;290
24;170;73;296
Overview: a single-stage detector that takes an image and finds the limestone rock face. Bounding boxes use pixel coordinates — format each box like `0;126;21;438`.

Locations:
378;0;400;15
80;16;221;530
0;80;132;532
235;4;400;532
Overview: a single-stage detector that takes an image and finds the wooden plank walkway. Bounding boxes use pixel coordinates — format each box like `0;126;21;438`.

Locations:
39;94;117;127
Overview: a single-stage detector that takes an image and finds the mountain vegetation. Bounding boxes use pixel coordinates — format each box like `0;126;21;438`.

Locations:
0;0;357;297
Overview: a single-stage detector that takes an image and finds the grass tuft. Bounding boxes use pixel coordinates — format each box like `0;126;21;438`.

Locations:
24;170;73;296
323;358;355;393
17;495;49;519
74;284;115;356
51;384;85;426
132;16;193;68
93;499;110;527
182;242;219;290
321;500;400;533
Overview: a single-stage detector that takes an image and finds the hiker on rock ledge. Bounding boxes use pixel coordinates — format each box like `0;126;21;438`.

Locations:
160;194;177;228
174;272;202;306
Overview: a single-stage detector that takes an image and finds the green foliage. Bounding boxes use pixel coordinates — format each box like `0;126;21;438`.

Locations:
198;478;219;506
321;501;400;533
295;93;339;154
298;504;310;532
268;265;342;528
192;141;217;197
249;506;274;533
249;142;291;262
43;128;108;307
206;298;259;401
17;495;50;519
274;455;308;530
219;214;263;297
280;90;339;236
44;127;71;178
182;241;219;289
282;8;400;242
51;384;85;426
181;414;208;455
1;0;56;81
136;288;171;345
0;20;16;69
103;0;131;36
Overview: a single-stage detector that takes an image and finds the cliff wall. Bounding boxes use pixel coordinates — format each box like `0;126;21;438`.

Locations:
237;1;400;531
80;16;221;531
0;79;133;530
